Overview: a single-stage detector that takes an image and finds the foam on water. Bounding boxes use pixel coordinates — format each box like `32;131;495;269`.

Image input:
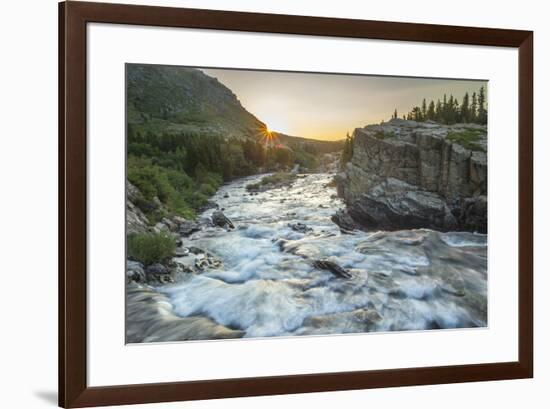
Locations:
159;173;488;338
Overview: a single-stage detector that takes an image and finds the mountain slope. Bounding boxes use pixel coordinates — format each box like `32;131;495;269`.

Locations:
127;64;266;140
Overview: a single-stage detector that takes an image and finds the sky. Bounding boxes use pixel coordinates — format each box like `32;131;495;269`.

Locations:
202;68;487;141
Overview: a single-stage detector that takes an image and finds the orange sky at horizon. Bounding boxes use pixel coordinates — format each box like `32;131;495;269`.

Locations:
201;68;487;141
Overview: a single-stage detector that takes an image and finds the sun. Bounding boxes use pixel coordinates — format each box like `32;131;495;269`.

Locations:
258;126;276;147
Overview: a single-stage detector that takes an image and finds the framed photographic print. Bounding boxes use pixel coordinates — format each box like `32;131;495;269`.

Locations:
59;1;533;407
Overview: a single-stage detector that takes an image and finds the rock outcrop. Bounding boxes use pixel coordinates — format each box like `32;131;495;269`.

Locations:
126;182;151;234
127;181;199;235
336;119;487;232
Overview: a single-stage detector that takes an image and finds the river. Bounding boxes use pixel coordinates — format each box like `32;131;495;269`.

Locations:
158;172;487;339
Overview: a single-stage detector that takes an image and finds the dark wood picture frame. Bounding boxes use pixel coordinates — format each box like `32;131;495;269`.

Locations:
59;1;533;407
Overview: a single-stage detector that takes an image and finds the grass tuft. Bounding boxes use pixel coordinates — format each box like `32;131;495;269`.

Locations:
446;129;485;152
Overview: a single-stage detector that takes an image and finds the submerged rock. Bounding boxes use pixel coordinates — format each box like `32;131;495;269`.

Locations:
194;252;223;271
356;229;485;299
312;260;353;279
288;222;313;234
300;308;382;334
126;283;245;343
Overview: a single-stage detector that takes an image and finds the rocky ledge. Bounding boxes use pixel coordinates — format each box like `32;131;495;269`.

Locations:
336;119;487;233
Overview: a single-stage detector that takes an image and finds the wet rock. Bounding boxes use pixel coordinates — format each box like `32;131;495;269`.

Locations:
312;260;353;279
199;200;218;212
179;221;201;236
223;193;229;198
126;260;146;283
188;246;205;255
174;247;190;257
330;209;357;233
299;308;382;335
194;253;223;271
211;210;235;229
288;222;313;234
146;263;169;275
455;195;487;233
144;263;175;284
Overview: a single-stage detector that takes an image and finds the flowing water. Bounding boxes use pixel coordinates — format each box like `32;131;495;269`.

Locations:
159;173;487;339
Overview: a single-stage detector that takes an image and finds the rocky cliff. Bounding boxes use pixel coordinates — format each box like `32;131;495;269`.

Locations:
336;118;487;233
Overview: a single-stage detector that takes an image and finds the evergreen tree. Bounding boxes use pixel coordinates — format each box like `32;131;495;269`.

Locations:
460;92;470;123
448;95;455;124
411;106;422;122
470;92;478;123
393;108;398;119
421;98;427;121
340;132;354;169
453;98;460;123
427;100;436;121
478;86;487;124
435;99;443;122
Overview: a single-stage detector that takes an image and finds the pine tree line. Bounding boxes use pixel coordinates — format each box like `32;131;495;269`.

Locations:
391;86;487;125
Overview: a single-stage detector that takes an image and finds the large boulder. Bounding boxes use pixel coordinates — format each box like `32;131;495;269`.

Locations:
211;210;235;229
346;178;458;231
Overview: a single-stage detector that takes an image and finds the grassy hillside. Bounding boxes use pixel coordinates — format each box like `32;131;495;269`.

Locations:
127;64;266;140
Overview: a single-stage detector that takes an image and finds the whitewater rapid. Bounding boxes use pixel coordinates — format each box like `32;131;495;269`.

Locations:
159;173;487;339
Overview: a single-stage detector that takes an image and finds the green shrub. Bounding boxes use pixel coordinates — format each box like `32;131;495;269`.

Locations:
127;231;176;265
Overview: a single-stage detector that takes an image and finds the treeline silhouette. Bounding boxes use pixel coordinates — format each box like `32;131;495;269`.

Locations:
392;86;487;125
